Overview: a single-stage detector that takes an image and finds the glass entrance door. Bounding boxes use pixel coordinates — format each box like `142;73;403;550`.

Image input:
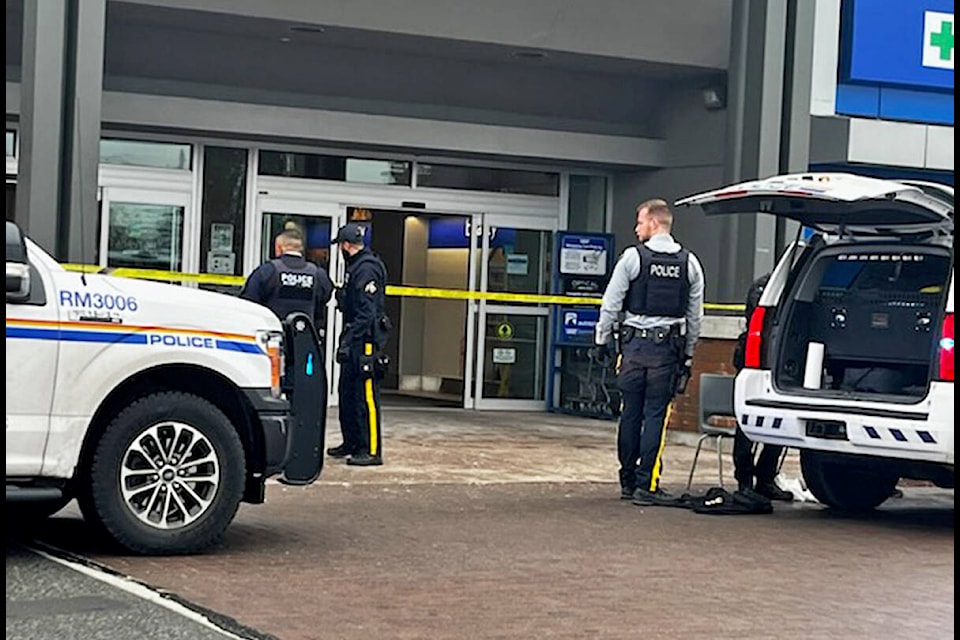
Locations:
473;214;556;410
255;195;342;404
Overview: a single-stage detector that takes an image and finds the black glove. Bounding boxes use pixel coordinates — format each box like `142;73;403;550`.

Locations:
676;358;693;395
335;344;350;364
589;344;611;362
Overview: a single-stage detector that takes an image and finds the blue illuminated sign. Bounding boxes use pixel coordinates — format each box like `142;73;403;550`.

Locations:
845;0;954;91
427;217;517;249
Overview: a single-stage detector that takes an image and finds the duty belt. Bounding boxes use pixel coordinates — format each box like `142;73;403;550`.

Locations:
624;325;682;344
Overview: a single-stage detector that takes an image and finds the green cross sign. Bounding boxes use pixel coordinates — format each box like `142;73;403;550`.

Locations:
930;20;954;61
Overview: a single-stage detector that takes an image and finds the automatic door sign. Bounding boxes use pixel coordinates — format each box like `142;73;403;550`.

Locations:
496;321;514;340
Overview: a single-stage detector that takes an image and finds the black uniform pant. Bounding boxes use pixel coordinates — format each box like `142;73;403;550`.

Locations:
616;336;680;493
337;342;383;457
733;426;783;490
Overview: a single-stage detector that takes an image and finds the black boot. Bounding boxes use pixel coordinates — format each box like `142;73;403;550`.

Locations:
755;481;794;502
326;444;356;458
346;453;383;467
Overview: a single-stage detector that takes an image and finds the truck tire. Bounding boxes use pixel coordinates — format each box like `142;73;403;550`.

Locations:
78;391;246;554
800;450;899;512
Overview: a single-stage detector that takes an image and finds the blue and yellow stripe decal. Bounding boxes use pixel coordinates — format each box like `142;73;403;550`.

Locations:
5;318;263;355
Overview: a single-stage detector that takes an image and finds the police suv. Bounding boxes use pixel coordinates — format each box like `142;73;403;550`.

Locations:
6;221;325;553
677;173;954;511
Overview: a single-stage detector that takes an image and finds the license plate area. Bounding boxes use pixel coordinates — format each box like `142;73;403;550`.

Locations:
805;419;848;440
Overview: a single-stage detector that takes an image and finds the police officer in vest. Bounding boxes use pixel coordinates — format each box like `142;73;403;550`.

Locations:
326;222;390;467
240;227;333;335
595;198;704;506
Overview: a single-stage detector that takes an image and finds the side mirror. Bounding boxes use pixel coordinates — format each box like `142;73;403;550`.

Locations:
6;221;31;300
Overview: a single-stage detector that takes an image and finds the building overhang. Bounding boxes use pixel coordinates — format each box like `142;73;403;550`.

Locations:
6;82;666;169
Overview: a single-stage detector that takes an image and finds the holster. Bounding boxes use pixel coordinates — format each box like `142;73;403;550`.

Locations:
360;351;390;379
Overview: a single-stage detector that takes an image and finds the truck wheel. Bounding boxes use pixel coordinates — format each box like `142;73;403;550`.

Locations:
800;450;898;512
78;391;246;554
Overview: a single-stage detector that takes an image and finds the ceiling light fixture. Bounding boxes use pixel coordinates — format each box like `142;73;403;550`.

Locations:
512;50;547;60
289;25;326;34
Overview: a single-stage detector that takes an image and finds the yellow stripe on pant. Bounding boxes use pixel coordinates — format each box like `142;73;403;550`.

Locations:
648;403;673;492
363;342;379;456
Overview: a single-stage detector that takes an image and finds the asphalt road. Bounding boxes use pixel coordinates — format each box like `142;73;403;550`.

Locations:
5;540;246;640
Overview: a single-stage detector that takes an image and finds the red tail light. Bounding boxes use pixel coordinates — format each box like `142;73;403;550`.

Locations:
745;306;767;369
937;312;954;382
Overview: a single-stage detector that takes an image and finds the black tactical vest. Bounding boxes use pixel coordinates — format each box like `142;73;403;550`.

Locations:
625;244;690;317
268;257;318;320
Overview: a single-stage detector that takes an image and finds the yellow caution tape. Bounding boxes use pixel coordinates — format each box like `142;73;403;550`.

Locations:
61;264;743;310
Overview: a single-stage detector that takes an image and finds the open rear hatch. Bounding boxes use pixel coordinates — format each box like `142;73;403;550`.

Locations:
675;172;953;235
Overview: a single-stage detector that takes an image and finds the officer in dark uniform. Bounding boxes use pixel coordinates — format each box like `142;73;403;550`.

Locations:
240;227;333;332
595;198;704;505
732;273;793;501
326;222;390;467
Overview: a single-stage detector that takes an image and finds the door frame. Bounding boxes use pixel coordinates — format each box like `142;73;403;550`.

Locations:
254;194;345;406
473;213;557;411
98;165;196;272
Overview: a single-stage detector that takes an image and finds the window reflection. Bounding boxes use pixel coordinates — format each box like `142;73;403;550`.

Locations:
261;213;332;273
107;202;184;271
417;163;559;196
100;139;192;170
486;228;552;296
258;151;411;186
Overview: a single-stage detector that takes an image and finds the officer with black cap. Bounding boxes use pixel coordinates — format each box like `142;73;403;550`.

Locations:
326;221;390;466
594;198;704;506
240;227;333;334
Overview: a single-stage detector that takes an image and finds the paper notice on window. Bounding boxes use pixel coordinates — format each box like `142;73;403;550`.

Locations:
492;348;517;364
560;235;607;276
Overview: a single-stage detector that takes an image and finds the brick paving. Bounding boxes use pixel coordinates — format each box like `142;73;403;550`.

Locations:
35;407;951;640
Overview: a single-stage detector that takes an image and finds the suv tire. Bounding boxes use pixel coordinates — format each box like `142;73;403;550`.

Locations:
78;391;246;554
801;450;899;512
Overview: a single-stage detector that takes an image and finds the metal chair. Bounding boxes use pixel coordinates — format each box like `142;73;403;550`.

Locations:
686;373;738;491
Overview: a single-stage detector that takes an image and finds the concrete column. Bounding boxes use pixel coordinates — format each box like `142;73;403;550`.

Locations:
18;0;68;254
721;0;819;298
64;0;107;263
18;0;104;262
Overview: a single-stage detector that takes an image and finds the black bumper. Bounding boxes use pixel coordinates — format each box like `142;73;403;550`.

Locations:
243;388;294;475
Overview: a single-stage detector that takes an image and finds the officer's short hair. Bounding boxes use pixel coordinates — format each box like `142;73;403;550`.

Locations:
276;228;304;251
638;198;673;230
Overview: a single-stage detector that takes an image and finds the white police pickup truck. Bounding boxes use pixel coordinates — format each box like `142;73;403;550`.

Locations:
677;173;953;511
6;221;326;554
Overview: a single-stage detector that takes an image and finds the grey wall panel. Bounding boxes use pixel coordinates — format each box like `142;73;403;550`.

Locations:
6;81;19;115
808;116;851;164
847;119;927;168
611;164;729;302
925;126;954;171
95;91;666;167
114;0;731;70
